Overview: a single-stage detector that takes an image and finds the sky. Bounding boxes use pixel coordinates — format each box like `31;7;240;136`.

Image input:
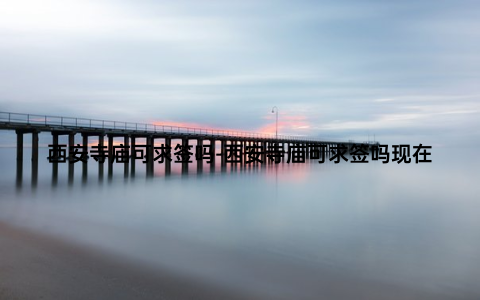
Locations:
0;0;479;146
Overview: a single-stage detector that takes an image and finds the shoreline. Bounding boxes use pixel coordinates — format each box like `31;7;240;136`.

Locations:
0;221;256;300
0;220;473;300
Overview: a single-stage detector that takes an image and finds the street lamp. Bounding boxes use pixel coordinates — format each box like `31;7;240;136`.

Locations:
271;106;278;139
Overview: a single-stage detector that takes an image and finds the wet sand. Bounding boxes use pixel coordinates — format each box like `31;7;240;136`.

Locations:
0;221;473;300
0;221;256;300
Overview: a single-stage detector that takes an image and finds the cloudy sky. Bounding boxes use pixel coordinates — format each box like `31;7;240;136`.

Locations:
0;0;479;146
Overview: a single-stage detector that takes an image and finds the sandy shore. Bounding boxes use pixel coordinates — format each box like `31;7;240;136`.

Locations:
1;221;475;300
0;221;257;300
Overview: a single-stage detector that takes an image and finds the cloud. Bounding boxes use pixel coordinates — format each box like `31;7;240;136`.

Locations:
0;0;233;44
0;0;480;146
147;73;320;87
316;102;480;132
374;98;395;102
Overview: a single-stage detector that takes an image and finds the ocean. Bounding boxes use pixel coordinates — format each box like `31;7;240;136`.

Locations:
0;146;479;299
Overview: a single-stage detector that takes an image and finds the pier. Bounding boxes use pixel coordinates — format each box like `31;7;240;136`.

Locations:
0;112;377;180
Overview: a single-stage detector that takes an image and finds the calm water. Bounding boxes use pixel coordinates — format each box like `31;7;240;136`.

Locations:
0;147;479;299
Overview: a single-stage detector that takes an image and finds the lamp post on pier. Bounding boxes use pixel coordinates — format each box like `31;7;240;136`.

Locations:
271;106;278;139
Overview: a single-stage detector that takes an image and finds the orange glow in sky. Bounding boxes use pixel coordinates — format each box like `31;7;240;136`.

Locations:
152;113;312;137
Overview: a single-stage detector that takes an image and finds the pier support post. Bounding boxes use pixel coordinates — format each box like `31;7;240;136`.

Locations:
52;133;59;146
165;137;171;175
98;134;104;180
31;131;38;164
15;130;24;187
146;136;154;176
247;141;252;165
51;133;59;186
108;135;114;178
197;138;203;173
280;142;284;163
124;135;129;177
240;140;244;165
31;131;39;188
108;135;114;163
16;130;23;163
182;138;189;174
231;141;237;169
209;139;216;170
264;141;270;165
82;134;88;181
68;133;75;154
130;136;136;176
68;133;75;183
261;141;267;164
221;140;226;166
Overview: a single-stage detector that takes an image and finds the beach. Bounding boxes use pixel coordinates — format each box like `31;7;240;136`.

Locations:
0;221;256;300
1;221;461;300
0;147;479;300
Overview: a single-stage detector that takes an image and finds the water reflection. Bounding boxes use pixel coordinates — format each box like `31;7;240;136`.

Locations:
4;148;480;299
13;147;337;189
15;157;22;189
31;158;38;189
